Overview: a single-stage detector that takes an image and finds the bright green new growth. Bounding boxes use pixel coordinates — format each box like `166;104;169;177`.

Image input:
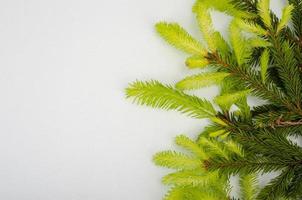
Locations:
126;0;302;199
185;56;209;68
260;49;269;83
229;20;252;65
126;80;216;119
153;151;201;170
194;2;229;53
235;19;267;36
176;72;229;91
258;0;272;28
153;134;247;200
239;174;259;200
277;5;294;33
193;0;255;19
175;135;208;159
214;89;251;111
155;22;206;56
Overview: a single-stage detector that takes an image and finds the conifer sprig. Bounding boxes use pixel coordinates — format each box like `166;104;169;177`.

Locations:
239;174;259;200
126;0;302;199
126;80;216;119
176;72;230;91
155;22;206;56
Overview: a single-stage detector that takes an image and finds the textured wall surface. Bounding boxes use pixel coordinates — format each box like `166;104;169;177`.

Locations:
0;0;285;199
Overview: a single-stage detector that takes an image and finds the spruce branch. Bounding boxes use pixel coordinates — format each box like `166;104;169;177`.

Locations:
153;151;201;170
256;168;296;200
239;173;259;200
126;80;216;119
193;0;256;19
277;4;294;33
185;55;209;69
288;0;302;40
230;0;259;13
257;0;272;28
155;22;206;56
176;72;230;91
162;170;219;187
194;1;229;53
206;52;288;107
268;35;302;110
175;135;208;159
285;166;302;199
127;0;302;199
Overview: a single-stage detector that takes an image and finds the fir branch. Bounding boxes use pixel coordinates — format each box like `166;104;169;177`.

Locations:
155;22;206;56
214;89;251;111
153;151;201;170
162;170;219;187
288;0;302;40
176;72;230;91
185;55;209;69
277;4;294;34
198;137;230;159
229;20;253;65
206;129;302;175
127;1;302;199
194;2;229;53
257;0;272;28
233;129;302;161
256;168;294;200
207;52;288;108
175;135;208;159
126;80;216;119
267;36;302;114
285;166;302;199
277;125;302;137
205;156;287;175
235;18;267;36
230;0;258;13
239;173;259;200
193;0;256;19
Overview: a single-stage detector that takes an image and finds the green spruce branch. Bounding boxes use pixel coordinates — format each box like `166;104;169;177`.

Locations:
126;0;302;199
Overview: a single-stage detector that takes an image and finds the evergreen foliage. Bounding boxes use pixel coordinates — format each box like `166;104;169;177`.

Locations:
176;72;230;91
126;0;302;199
153;134;253;200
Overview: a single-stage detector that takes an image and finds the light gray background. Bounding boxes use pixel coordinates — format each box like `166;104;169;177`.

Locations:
0;0;286;199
